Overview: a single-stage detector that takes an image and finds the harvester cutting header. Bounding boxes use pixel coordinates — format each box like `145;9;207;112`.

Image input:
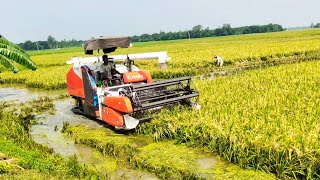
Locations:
66;36;200;130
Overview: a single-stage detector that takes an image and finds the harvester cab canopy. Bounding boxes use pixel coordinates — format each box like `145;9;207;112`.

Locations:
84;36;131;55
68;35;171;71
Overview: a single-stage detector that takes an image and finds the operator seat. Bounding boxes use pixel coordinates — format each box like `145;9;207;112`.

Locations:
97;55;125;87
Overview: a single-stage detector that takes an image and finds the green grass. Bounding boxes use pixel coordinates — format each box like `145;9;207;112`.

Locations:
65;125;139;159
0;170;58;180
130;141;200;179
0;140;61;173
65;125;275;179
27;47;83;56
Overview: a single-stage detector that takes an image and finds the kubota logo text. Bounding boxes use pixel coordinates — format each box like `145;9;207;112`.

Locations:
127;74;144;80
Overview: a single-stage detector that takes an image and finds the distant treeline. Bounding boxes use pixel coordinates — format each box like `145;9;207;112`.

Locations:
131;23;285;42
311;23;320;28
18;35;85;51
18;23;285;51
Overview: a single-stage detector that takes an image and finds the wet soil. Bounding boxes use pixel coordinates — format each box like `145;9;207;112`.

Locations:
30;99;102;156
0;87;47;103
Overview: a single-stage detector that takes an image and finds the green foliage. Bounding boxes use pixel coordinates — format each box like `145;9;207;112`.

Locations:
61;121;70;133
131;23;285;42
65;125;138;159
47;35;57;49
0;48;36;71
18;36;85;51
313;23;320;28
131;142;200;179
0;170;58;180
0;54;18;73
0;161;11;174
65;125;197;178
64;125;274;179
0;36;36;72
0;140;57;173
18;23;285;50
0;36;29;58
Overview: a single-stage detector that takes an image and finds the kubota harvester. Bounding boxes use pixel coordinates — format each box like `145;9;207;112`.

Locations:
66;36;200;130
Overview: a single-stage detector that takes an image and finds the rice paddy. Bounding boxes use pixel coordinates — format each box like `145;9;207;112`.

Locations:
137;60;320;179
1;29;320;87
1;29;320;179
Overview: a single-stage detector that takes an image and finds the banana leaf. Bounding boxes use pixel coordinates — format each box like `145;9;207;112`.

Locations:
0;36;29;58
0;48;36;71
0;54;19;73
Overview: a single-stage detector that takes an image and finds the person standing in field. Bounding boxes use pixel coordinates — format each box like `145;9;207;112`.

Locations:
214;55;223;67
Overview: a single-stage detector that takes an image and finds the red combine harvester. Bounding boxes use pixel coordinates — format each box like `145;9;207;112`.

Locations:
66;36;200;130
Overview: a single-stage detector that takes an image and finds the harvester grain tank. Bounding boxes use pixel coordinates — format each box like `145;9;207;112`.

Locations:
66;36;200;130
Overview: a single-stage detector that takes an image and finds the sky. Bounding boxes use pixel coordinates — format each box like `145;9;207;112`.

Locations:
1;0;319;43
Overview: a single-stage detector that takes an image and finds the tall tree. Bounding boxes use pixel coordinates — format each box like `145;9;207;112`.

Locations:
47;35;57;49
311;23;315;28
191;25;204;38
0;35;37;73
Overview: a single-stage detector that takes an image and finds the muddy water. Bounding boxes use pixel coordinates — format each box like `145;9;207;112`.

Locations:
197;157;218;169
76;144;159;180
0;86;104;157
29;98;159;179
30;99;104;157
0;84;158;179
0;87;239;179
0;87;46;102
194;71;228;81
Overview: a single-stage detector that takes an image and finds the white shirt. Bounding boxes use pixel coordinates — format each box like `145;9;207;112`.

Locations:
215;56;223;66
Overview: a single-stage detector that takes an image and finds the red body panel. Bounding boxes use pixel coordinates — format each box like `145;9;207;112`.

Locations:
141;70;153;83
123;71;147;83
103;96;133;113
66;68;84;98
102;107;124;127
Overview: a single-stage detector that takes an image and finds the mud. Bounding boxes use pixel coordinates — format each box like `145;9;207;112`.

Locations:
0;87;45;103
111;169;159;180
30;99;103;157
197;156;219;170
29;98;160;179
76;145;159;180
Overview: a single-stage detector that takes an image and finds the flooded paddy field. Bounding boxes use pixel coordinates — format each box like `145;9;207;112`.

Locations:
0;86;275;179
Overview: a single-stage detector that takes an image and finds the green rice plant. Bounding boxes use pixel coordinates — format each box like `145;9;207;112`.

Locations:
61;121;70;133
65;125;200;179
130;142;200;179
0;161;12;174
137;60;320;179
0;169;59;180
65;125;275;179
65;125;138;159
